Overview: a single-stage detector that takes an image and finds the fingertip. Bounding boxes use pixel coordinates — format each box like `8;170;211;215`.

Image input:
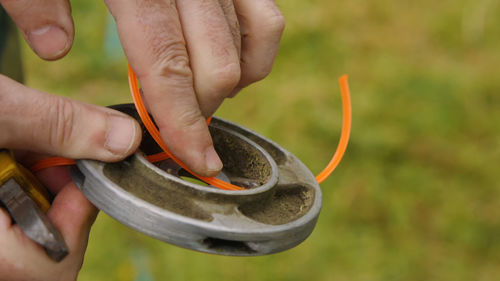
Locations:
104;114;142;158
27;25;73;60
156;114;222;177
204;145;223;176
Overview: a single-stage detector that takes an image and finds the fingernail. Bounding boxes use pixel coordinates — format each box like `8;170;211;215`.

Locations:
205;146;223;174
28;25;69;59
105;115;138;155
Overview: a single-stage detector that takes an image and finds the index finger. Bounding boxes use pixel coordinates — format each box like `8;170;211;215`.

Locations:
105;0;223;176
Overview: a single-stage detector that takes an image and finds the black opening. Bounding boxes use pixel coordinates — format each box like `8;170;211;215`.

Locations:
202;237;256;254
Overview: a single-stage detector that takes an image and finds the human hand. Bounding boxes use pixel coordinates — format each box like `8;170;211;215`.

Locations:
0;167;96;281
0;75;141;281
0;0;285;177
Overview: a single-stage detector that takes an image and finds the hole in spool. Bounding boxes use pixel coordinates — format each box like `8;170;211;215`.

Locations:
202;237;256;254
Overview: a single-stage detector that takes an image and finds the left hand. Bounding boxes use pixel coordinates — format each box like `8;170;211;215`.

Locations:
0;74;141;281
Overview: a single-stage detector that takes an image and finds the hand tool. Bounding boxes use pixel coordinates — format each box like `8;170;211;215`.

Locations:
0;149;69;261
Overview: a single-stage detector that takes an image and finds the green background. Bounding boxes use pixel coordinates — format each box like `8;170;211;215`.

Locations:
22;0;500;280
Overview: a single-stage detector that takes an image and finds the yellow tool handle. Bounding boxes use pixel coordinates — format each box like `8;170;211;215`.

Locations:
0;150;51;212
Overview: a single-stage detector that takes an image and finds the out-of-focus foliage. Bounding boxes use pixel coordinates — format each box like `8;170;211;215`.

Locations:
22;0;500;280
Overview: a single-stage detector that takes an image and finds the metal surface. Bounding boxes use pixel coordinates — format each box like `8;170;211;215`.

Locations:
0;179;69;261
72;104;322;256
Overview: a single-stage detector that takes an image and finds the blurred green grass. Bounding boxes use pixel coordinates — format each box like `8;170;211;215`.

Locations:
21;0;500;280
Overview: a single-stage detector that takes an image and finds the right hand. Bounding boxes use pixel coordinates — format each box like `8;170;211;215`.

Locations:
0;0;285;177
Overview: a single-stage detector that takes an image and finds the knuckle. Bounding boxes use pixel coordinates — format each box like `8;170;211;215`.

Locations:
256;10;286;36
207;62;241;96
250;66;272;83
151;41;193;81
172;108;204;132
155;108;204;137
267;12;286;34
178;108;203;129
242;62;273;85
47;97;76;150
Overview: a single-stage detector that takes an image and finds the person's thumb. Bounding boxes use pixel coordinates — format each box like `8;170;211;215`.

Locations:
0;0;74;60
0;75;141;161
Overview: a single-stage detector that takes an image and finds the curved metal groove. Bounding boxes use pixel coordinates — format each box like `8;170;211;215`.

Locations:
72;104;322;256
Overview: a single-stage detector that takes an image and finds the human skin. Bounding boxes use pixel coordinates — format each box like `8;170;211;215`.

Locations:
0;166;99;281
0;1;284;280
0;75;142;281
0;0;285;177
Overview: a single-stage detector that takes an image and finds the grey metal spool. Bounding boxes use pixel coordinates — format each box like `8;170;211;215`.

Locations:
71;104;322;256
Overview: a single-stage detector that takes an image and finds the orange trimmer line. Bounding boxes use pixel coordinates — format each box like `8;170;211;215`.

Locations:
30;153;169;173
30;67;351;188
30;157;76;173
315;75;351;184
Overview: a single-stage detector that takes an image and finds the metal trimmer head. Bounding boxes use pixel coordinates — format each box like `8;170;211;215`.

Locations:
71;104;321;256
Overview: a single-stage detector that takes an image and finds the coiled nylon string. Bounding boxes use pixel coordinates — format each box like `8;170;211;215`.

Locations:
30;67;352;188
